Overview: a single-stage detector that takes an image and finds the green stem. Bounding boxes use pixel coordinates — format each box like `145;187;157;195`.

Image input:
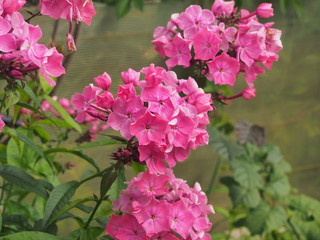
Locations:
287;217;302;240
84;198;103;229
79;167;111;185
206;157;222;196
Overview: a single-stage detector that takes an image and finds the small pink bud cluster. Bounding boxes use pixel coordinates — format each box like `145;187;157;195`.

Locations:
0;2;65;86
106;169;214;239
71;65;213;173
152;0;282;90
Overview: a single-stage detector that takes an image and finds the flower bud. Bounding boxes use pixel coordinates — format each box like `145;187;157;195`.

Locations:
121;68;140;85
242;88;256;100
94;72;112;91
256;3;274;18
66;33;77;51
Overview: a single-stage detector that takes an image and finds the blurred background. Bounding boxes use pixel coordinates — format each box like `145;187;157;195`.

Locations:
28;0;320;235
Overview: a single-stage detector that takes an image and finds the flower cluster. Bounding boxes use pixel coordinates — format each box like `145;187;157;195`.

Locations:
106;169;214;239
71;64;213;173
152;0;282;91
0;1;65;86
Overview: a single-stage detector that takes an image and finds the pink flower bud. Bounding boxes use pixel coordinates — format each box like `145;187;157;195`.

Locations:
0;115;5;132
242;88;256;100
256;3;274;18
66;33;77;51
121;68;140;85
94;72;112;91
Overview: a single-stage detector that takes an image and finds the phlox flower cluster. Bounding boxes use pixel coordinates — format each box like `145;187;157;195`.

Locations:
0;0;65;86
106;169;214;240
152;0;282;91
71;64;213;173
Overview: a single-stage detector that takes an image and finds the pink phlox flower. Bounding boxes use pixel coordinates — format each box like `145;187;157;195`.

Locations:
95;91;114;109
176;5;215;40
138;143;167;174
105;214;123;239
0;33;16;52
71;84;101;122
130;111;168;146
189;127;209;150
116;83;136;102
2;0;26;14
152;35;170;58
93;72;112;91
39;0;71;20
169;200;195;238
162;70;178;87
140;64;165;87
135;170;169;197
193;28;222;60
178;77;202;96
164;35;192;70
234;29;263;67
188;92;213;113
121;68;140;85
165;146;190;168
243;61;265;87
141;85;175;119
59;98;75;115
0;115;5;132
0;16;11;35
114;214;147;240
239;9;258;24
107;96;146;140
265;27;282;54
167;111;195;148
211;0;235;17
10;12;29;39
151;231;180;240
206;52;240;86
133;198;171;237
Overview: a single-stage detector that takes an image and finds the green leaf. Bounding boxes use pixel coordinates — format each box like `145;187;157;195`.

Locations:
290;213;320;240
33;126;51;143
133;0;143;10
39;75;55;95
2;126;21;154
0;144;7;163
131;161;146;174
17;82;41;107
231;155;264;189
2;85;20;111
100;167;117;199
34;119;71;128
44;148;100;172
46;197;94;227
42;181;79;229
286;194;320;220
265;170;290;199
221;176;261;208
264;206;287;233
208;126;245;161
17;131;53;169
0;212;2;233
116;0;131;18
77;138;120;149
0;231;62;240
0;164;49;199
94;200;113;219
108;169;126;201
43;95;82;133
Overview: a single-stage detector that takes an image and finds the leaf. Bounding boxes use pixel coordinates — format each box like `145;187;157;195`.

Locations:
0;164;49;199
33;126;51;143
116;0;131;18
0;231;62;240
17;82;41;107
131;161;146;174
245;200;270;235
39;75;55;95
3;85;20;111
77;138;120;149
35;119;72;128
100;167;117;199
221;176;261;208
286;194;320;220
42;181;79;229
46;197;94;227
108;168;126;201
133;0;143;10
2;126;21;153
265;170;290;199
44;148;100;172
264;206;287;233
1;214;31;230
208;126;245;161
43;95;82;133
94;201;113;219
290;213;320;240
17;131;53;169
231;155;264;189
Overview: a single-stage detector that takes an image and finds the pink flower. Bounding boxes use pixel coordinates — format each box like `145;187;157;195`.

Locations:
2;0;26;14
193;28;221;60
0;115;5;132
242;87;256;100
130;111;168;145
93;72;112;91
211;0;235;17
164;35;192;69
121;68;140;85
206;52;240;86
256;3;274;18
116;84;136;102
